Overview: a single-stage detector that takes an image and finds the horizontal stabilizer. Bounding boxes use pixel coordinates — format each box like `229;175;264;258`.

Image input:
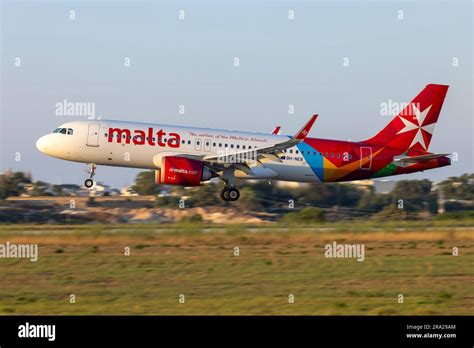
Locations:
393;153;450;167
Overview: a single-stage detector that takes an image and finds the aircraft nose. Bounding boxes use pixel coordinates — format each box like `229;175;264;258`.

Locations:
36;135;49;153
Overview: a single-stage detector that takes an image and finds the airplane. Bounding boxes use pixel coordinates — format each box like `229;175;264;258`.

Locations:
36;84;451;201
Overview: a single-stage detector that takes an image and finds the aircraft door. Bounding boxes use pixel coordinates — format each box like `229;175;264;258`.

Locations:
86;123;100;147
359;147;372;170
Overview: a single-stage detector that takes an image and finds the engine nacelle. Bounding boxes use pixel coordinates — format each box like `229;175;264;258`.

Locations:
155;156;213;186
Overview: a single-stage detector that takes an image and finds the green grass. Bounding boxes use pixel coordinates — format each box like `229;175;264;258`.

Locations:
1;216;474;232
0;223;473;315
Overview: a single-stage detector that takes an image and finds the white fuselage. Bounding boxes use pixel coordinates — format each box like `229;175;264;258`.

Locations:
36;120;320;182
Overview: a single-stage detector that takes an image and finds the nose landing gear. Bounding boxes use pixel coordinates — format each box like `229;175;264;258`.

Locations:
84;164;96;188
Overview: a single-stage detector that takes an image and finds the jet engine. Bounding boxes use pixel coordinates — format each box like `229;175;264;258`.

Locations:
155;156;214;186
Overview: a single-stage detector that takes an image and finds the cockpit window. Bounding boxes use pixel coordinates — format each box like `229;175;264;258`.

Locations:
53;127;73;135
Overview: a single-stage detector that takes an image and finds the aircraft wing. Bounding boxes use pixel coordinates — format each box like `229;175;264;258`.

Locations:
393;153;450;167
202;114;318;165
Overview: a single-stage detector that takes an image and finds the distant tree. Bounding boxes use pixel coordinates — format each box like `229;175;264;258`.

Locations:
357;188;392;212
390;179;435;212
52;185;64;196
373;205;405;221
185;183;221;207
290;183;361;208
132;171;161;195
181;213;203;223
438;174;474;200
281;206;325;223
155;195;175;208
30;181;50;196
234;187;263;211
235;181;290;208
0;171;31;198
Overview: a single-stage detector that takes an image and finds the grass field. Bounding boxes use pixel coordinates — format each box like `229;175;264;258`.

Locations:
0;223;473;315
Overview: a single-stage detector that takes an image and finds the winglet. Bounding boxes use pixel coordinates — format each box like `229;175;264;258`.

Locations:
294;114;317;140
272;126;281;135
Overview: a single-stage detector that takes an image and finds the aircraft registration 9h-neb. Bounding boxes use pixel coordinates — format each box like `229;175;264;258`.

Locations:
36;84;451;201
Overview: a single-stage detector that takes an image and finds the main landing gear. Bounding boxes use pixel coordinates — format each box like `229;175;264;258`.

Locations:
220;186;240;201
220;185;240;201
219;168;240;201
84;164;96;188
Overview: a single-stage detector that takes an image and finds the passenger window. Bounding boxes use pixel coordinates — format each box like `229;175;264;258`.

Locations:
236;145;240;149
187;140;191;144
295;150;299;154
289;150;293;154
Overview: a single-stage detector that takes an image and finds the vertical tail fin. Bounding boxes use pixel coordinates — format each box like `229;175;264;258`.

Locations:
363;84;449;152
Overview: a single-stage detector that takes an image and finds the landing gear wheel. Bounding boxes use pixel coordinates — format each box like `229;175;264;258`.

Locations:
220;188;230;201
227;187;240;201
85;164;97;189
84;179;94;188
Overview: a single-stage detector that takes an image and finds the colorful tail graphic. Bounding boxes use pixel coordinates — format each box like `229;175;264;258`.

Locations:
363;84;449;152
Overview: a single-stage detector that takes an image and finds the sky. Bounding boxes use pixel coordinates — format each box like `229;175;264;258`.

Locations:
1;0;472;188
